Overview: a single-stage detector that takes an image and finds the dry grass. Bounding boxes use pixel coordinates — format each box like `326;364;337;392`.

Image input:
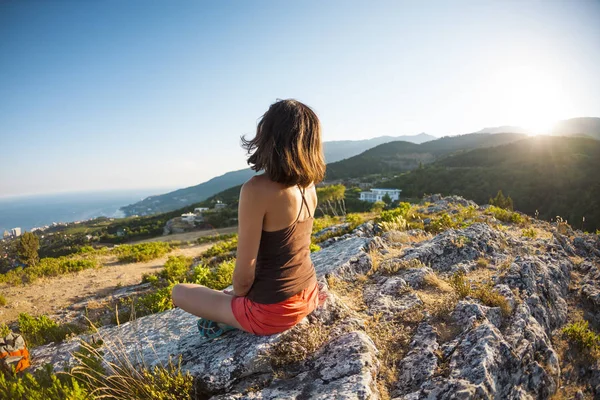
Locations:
569;256;585;267
364;310;422;400
326;275;367;312
473;285;511;317
379;258;425;275
423;273;453;292
270;320;331;369
475;257;489;269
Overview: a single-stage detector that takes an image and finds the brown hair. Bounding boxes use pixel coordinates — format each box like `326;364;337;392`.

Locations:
242;99;325;187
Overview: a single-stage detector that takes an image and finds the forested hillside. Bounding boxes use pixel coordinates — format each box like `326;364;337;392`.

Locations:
325;132;526;180
383;136;600;230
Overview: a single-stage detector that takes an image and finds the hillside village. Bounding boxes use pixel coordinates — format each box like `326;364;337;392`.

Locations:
1;195;597;399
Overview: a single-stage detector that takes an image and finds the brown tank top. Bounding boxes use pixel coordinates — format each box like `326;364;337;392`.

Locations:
245;185;317;304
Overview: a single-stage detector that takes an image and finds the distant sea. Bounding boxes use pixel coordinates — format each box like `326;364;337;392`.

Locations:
0;189;169;233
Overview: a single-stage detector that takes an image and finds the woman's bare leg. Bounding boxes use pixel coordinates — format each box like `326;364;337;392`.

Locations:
172;284;245;331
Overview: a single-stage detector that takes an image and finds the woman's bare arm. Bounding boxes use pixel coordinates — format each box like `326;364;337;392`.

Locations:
232;178;266;296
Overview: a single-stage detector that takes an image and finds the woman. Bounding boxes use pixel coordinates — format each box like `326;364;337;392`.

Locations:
172;99;325;337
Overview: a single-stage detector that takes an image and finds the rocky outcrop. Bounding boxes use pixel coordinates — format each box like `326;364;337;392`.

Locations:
30;195;600;399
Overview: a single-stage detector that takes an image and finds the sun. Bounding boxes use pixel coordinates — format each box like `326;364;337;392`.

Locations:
484;65;569;134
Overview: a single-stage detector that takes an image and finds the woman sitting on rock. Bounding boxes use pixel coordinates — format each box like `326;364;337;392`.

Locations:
172;99;324;337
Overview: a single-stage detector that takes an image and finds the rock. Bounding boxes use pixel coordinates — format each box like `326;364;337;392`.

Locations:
401;223;503;273
393;322;439;396
27;196;600;399
215;331;380;399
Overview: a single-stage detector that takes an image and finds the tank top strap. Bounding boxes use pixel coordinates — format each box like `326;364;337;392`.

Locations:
295;185;311;222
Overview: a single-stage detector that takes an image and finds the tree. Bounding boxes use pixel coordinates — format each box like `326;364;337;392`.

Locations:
489;190;514;210
316;184;347;216
382;193;392;206
17;232;40;267
371;201;386;213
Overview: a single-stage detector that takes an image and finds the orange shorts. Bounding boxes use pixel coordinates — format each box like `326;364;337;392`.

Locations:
231;282;319;336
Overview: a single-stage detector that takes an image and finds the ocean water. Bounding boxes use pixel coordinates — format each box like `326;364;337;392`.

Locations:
0;189;168;233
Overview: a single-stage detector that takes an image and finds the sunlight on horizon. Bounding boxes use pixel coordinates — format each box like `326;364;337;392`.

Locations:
483;65;573;135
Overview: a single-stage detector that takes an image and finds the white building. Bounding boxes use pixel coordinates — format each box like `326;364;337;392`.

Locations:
214;201;227;210
194;207;209;214
11;227;22;237
359;188;401;203
181;213;196;223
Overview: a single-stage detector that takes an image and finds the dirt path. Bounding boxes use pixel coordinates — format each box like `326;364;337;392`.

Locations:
131;226;237;244
0;243;212;325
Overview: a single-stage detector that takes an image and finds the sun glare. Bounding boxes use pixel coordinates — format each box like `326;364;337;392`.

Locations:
485;66;569;135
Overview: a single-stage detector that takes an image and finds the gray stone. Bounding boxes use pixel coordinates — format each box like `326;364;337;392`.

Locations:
393;322;439;396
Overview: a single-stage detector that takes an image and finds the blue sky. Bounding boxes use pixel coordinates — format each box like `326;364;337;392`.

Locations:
1;1;599;197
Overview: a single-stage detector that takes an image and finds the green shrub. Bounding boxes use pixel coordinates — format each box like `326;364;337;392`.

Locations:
141;273;159;286
0;257;99;286
204;259;235;290
562;320;600;351
197;233;237;245
487;206;525;225
160;256;193;282
203;238;238;258
522;228;537;238
0;294;6;307
379;215;408;232
309;243;321;253
0;366;90;400
18;313;85;347
376;203;411;224
0;323;10;337
138;284;177;314
448;271;471;299
426;213;458;234
312;215;341;233
0;343;194;400
114;242;172;263
345;213;364;229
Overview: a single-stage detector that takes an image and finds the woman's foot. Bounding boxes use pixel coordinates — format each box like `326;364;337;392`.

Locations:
197;318;236;339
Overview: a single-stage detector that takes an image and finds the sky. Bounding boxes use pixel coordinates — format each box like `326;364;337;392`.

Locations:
1;0;599;197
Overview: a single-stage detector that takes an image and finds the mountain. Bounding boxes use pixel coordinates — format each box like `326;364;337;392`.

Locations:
384;135;600;231
552;117;600;140
475;126;530;134
120;134;436;216
323;133;435;163
120;169;255;216
325;132;526;181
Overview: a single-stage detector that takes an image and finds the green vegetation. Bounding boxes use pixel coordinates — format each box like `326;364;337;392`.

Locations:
0;344;194;400
485;206;526;225
316;184;346;216
309;243;321;253
448;271;471;299
522;228;537;238
203;237;238;258
113;242;172;263
0;323;10;337
17;313;86;347
0;294;6;307
325;132;525;180
136;255;236;316
17;232;39;267
562;320;600;352
381;136;600;231
197;232;237;245
473;285;511;316
0;257;99;285
312;215;342;233
489;190;514;210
